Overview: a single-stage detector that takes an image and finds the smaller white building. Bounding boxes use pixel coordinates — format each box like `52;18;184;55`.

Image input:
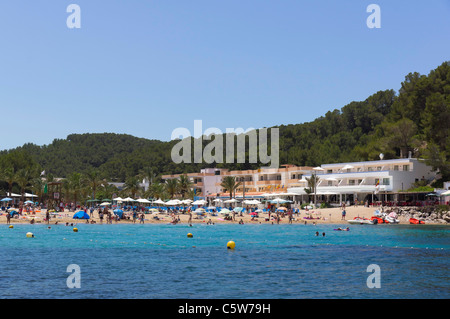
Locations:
287;158;437;204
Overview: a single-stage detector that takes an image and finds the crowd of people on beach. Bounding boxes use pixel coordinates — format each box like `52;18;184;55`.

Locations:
2;197;358;227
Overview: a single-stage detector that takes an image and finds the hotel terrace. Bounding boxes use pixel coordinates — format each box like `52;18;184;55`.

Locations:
287;157;437;205
162;156;439;206
161;165;314;199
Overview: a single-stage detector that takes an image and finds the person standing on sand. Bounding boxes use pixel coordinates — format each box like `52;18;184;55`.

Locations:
46;210;50;224
341;209;346;220
188;211;192;224
6;211;11;224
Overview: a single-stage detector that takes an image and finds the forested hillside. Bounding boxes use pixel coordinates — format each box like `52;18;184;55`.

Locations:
1;62;449;186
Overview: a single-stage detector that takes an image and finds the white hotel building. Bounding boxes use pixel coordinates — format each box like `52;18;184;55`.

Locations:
287;157;437;205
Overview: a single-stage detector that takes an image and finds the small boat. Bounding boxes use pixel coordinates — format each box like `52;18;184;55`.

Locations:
409;218;425;224
371;216;385;224
385;216;399;224
348;217;376;225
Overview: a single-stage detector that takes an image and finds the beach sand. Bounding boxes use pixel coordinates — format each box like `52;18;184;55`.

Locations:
0;206;415;225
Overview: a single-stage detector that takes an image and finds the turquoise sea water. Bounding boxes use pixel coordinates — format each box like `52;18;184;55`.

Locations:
0;223;448;299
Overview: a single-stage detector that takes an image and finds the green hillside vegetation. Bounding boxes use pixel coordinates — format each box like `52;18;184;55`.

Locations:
0;61;449;201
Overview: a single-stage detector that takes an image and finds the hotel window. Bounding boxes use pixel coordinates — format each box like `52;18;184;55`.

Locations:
377;167;382;171
328;181;332;186
358;179;362;185
394;165;399;171
368;167;373;172
260;176;265;181
383;178;390;185
327;169;332;174
403;165;409;171
276;175;281;180
349;180;355;185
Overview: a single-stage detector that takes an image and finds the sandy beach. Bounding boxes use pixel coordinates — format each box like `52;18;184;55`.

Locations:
0;206;419;225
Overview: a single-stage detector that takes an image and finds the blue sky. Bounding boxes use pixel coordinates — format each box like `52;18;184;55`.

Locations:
0;1;449;150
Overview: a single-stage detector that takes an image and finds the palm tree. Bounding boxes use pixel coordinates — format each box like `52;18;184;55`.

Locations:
2;166;16;197
165;178;179;199
124;176;141;198
15;168;34;202
178;174;192;199
31;177;45;202
68;172;83;207
220;176;242;199
146;182;166;200
304;173;320;207
98;183;119;201
84;169;104;200
139;166;159;190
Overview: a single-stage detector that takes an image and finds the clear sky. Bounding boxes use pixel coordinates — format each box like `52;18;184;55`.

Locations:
0;1;449;150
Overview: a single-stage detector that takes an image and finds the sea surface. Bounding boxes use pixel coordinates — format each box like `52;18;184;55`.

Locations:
0;222;448;299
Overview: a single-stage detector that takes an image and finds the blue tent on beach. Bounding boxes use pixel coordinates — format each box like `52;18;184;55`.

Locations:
9;210;19;217
113;209;124;218
73;211;90;219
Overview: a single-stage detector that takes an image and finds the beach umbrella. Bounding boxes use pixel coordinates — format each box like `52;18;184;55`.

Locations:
192;199;207;205
270;198;288;204
233;207;243;213
219;209;231;214
24;200;34;205
122;197;135;202
113;197;123;201
165;199;182;206
1;198;13;202
100;202;111;206
181;199;193;205
153;199;166;205
136;198;151;204
212;198;223;203
224;198;239;204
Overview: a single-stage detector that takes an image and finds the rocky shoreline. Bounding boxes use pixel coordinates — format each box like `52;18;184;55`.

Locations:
387;206;450;224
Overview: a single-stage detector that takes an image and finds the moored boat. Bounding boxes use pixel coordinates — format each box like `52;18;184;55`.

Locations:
348;217;376;225
385;216;399;224
409;218;425;224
